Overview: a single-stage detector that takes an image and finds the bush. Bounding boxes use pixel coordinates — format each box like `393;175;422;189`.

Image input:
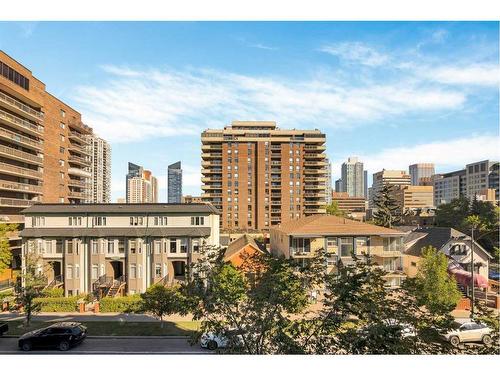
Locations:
42;288;64;298
34;297;79;312
99;295;142;313
0;289;14;300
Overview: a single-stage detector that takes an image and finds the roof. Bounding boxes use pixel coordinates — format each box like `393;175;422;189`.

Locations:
405;227;470;257
21;203;219;215
224;234;265;260
271;215;403;236
19;227;211;238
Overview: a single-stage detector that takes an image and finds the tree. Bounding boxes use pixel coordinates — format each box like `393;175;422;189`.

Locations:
372;185;401;228
326;201;346;217
140;284;186;327
409;246;461;315
0;223;17;275
16;251;46;326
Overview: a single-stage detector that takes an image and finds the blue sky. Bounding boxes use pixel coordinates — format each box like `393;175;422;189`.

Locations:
0;21;498;201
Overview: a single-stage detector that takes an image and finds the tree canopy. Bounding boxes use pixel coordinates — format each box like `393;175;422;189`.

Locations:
0;223;17;275
372;185;401;228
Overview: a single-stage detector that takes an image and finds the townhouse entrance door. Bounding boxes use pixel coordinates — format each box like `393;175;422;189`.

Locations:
111;261;123;280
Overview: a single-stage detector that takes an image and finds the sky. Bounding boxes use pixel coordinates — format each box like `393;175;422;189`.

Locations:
0;21;498;201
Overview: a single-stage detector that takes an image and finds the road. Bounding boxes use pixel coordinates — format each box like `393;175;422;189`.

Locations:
0;336;209;354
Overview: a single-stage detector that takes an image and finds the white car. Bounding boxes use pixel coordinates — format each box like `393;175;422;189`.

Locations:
200;329;244;350
443;322;492;347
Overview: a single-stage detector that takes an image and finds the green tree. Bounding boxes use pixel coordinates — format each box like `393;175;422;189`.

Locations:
409;246;462;315
140;284;186;327
0;223;17;274
16;251;46;326
372;185;401;228
326;201;346;217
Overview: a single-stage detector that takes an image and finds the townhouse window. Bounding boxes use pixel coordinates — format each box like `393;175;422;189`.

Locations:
107;240;114;254
155;264;162;278
355;237;369;255
192;240;200;253
91;240;98;255
75;264;80;278
56;240;63;254
129;240;136;254
137;264;142;278
67;240;74;254
66;265;73;279
326;237;337;249
91;265;98;280
118;239;125;254
384;259;396;272
339;238;354;257
130;264;137;279
94;216;106;226
170;239;178;253
191;216;205;226
154;241;161;254
180;238;188;253
45;240;52;254
163;241;168;253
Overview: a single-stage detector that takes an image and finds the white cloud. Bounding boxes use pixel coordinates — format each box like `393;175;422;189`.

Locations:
74;65;466;143
319;42;389;67
419;64;500;87
332;135;500;179
249;43;277;50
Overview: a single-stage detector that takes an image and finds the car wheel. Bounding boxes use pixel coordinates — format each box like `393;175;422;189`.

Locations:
449;336;460;347
59;340;70;351
21;341;32;351
207;340;218;350
482;335;492;345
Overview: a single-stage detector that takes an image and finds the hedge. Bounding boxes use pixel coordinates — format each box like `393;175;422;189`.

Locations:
34;297;79;312
42;288;65;298
99;295;142;313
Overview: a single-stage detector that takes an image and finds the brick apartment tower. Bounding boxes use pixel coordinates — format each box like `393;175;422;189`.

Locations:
0;51;94;268
201;121;327;231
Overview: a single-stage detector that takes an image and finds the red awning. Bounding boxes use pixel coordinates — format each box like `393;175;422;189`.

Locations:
448;265;489;288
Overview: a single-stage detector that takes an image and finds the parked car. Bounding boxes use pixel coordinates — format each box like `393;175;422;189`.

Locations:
357;319;416;339
18;322;87;351
0;322;8;336
443;322;492;347
200;329;244;350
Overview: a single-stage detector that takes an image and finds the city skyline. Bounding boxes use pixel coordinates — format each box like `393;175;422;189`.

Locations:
0;22;498;201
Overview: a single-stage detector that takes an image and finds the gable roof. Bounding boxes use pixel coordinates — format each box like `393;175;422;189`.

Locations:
404;227;492;258
224;234;265;260
271;215;403;236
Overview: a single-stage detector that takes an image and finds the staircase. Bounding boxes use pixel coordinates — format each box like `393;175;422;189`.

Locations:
43;275;63;290
106;276;126;297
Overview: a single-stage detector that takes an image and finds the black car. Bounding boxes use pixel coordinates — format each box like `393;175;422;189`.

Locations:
0;322;8;336
18;322;87;351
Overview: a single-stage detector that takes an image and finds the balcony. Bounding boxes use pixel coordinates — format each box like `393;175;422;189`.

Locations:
304;208;325;214
68;190;87;199
304;168;327;175
68;119;92;134
304;152;326;159
0;179;43;194
0;109;43;136
304;184;323;190
0;197;36;208
68;154;91;167
201;184;222;190
0;126;43;151
201;144;222;151
69;142;90;155
304;200;326;206
68;178;87;188
0;91;43;121
0;144;43;165
201;168;222;174
201;160;222;167
271;161;281;166
0;162;43;180
304;161;328;167
201;152;222;159
271;201;282;205
69;131;90;145
201;176;222;183
304;176;327;182
68;167;92;178
304;145;326;151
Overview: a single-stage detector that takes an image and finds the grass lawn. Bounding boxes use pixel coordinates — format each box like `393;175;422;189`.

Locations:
3;320;200;337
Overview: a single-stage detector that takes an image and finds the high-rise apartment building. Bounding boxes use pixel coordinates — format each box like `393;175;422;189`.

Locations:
334;178;343;192
465;160;499;201
167;161;182;203
370;170;411;208
341;157;366;198
126;162;158;203
432;169;466;206
201;121;327;231
409;163;435;186
88;136;111;203
325;158;332;205
1;51;96;268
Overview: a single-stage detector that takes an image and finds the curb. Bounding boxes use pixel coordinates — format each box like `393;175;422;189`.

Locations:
1;335;190;339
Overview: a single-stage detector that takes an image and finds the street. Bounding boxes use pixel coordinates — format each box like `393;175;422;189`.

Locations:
0;336;209;355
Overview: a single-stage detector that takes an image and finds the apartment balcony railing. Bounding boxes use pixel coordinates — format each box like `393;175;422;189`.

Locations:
0;108;43;136
69;131;90;145
0;197;36;208
68;178;87;188
271;201;282;205
0;126;43;151
201;176;222;182
68;190;87;199
304;144;326;150
68;119;92;134
201;152;222;159
304;184;323;189
0;144;43;165
68;167;92;178
0;179;43;194
271;161;281;166
69;142;90;155
68;154;91;166
304;192;322;197
202;168;222;174
0;161;43;179
201;145;222;151
0;91;44;121
201;160;222;166
304;152;326;159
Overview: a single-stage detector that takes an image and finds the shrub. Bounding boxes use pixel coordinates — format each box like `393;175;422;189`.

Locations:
99;295;142;313
42;288;64;298
34;297;79;312
0;289;14;300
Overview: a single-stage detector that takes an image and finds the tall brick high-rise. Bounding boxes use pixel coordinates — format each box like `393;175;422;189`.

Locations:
201;121;327;231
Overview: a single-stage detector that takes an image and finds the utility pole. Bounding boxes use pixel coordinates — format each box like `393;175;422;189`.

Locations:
470;226;475;317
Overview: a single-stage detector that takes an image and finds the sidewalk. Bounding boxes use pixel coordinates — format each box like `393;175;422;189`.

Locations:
0;311;195;323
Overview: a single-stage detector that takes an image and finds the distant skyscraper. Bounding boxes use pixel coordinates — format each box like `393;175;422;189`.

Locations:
126;162;158;203
364;170;368;199
370;170;411;208
88;136;111;203
335;178;343;192
341;157;366;198
409;163;435;186
325;158;332;204
168;161;183;203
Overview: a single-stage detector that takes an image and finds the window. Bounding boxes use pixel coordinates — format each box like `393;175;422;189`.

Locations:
384;259;396;272
154;241;161;254
91;240;98;255
291;238;311;254
32;216;45;227
94;216;107;226
192;240;200;252
59;159;65;167
118;239;125;254
67;241;74;254
355;237;369;255
383;237;402;252
129;240;136;254
107;240;114;254
75;264;80;278
170;239;177;253
100;264;105;276
339;238;354;257
56;240;63;254
60;109;66;118
130;264;137;279
326;237;337;249
191;216;205;226
91;265;98;280
66;265;73;279
60;122;65;129
155;264;162;278
60;134;65;142
45;240;52;254
137;264;142;278
180;238;188;253
60;147;65;154
411;261;417;267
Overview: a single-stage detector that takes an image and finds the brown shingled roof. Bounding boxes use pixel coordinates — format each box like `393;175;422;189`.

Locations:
224;234;265;260
271;215;403;236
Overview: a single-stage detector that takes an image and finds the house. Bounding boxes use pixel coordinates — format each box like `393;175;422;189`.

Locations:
402;227;491;287
270;215;406;288
20;203;220;297
223;233;265;268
